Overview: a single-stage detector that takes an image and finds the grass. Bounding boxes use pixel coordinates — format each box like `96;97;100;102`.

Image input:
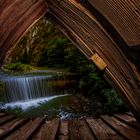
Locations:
2;62;78;77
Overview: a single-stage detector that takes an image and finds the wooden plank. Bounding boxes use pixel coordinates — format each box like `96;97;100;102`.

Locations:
126;112;134;117
101;115;140;140
0;112;6;118
0;115;16;125
114;114;136;122
0;118;27;138
32;119;60;140
5;118;43;140
114;114;140;130
86;118;125;140
69;120;95;140
86;118;109;139
90;53;107;70
58;120;69;140
96;118;126;140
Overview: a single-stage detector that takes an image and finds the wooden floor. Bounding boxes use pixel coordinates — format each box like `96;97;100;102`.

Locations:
0;112;139;140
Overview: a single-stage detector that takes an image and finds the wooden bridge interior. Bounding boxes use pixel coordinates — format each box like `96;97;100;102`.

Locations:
0;111;140;140
0;0;140;139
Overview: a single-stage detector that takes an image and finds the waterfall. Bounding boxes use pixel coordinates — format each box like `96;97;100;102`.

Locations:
1;74;76;103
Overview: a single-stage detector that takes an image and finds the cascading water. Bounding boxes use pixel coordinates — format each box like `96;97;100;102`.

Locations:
0;71;80;119
0;72;77;104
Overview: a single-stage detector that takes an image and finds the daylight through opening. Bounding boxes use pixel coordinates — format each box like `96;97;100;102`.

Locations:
0;18;129;119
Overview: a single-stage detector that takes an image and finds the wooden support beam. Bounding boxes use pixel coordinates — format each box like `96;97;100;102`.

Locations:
0;0;48;66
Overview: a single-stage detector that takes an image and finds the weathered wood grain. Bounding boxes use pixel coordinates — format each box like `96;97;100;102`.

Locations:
114;113;140;130
31;119;60;140
101;115;140;140
0;115;16;125
0;118;27;138
85;0;140;46
69;120;95;140
86;118;125;140
0;112;139;140
58;120;69;140
114;113;136;123
5;118;43;140
0;0;48;65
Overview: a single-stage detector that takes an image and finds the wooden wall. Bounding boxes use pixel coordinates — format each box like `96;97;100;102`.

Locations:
0;0;48;64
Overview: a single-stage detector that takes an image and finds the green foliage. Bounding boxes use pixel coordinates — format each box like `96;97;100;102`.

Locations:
39;37;68;67
3;62;32;72
6;107;23;116
101;89;128;112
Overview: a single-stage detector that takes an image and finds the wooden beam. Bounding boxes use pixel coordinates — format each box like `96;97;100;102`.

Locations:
0;0;48;66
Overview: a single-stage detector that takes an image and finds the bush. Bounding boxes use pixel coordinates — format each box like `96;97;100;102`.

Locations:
101;89;128;112
3;62;32;72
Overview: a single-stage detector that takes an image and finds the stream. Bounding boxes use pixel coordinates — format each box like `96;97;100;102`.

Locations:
0;70;87;119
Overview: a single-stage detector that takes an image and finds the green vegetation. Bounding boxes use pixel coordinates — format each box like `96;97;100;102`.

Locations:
102;89;128;112
3;62;33;73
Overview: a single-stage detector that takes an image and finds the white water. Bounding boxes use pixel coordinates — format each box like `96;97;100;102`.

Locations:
2;75;55;102
0;72;76;112
1;74;74;102
2;94;70;110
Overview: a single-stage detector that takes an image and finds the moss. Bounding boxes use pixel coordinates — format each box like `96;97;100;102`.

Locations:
6;107;23;116
2;62;33;73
